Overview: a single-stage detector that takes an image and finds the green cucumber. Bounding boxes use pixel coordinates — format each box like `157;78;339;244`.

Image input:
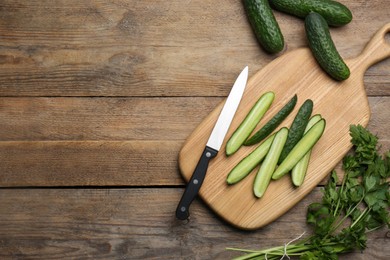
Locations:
278;99;313;164
269;0;352;27
305;12;350;81
253;127;288;198
244;94;297;146
227;134;275;185
244;0;284;53
272;119;326;180
226;91;275;156
291;114;322;187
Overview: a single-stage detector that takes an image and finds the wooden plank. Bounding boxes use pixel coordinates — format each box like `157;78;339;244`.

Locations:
0;97;388;187
0;97;218;141
0;0;388;97
0;141;388;187
0;140;373;187
0;141;181;187
0;96;388;141
0;188;388;259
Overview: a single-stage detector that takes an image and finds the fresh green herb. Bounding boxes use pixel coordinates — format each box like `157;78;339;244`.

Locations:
227;125;389;259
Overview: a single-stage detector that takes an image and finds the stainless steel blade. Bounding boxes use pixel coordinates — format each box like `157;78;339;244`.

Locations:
206;66;248;151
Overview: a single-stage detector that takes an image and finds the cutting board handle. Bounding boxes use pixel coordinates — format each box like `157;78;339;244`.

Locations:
353;23;390;72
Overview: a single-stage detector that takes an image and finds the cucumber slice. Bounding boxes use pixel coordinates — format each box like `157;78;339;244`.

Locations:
278;99;313;164
244;94;297;146
272;119;326;180
226;91;275;156
291;114;322;187
227;134;275;185
253;127;288;198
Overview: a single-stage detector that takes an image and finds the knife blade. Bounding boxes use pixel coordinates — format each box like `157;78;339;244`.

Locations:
176;66;249;220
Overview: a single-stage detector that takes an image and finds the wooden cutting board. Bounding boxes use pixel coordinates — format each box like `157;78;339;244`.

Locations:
178;23;390;230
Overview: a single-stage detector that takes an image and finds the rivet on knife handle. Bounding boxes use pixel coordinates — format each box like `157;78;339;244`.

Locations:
175;146;218;220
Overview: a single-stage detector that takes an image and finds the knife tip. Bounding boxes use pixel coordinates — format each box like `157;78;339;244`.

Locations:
241;66;249;78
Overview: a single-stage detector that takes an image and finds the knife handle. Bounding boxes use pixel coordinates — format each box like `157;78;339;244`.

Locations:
176;146;218;220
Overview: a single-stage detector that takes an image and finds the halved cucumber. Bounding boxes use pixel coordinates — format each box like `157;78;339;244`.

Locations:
253;127;288;198
244;94;297;146
278;99;313;164
272;119;326;180
226;91;275;156
227;134;275;185
291;114;322;186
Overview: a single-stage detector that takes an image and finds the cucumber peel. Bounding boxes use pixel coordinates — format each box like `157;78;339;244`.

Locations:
254;127;288;198
244;94;297;146
278;99;313;164
291;114;322;186
227;134;275;185
226;91;275;156
272;119;326;180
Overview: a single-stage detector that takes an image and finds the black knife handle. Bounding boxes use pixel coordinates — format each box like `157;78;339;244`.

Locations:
176;146;218;220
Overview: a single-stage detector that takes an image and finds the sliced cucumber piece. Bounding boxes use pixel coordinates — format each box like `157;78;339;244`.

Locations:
227;134;275;185
278;99;313;164
272;119;326;180
226;91;275;156
291;114;322;187
253;127;288;198
244;94;297;146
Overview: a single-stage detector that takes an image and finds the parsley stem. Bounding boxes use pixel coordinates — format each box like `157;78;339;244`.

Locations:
350;207;371;229
327;195;365;237
366;224;385;233
228;243;313;260
334;171;349;217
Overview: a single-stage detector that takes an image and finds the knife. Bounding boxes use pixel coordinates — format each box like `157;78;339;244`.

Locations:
176;66;249;220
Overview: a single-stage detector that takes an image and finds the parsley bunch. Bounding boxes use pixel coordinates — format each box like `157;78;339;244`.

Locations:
227;125;389;259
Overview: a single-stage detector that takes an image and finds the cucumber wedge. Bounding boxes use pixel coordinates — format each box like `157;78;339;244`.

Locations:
272;119;326;180
226;91;275;156
253;127;288;198
244;94;297;146
278;99;313;164
227;134;275;185
291;114;322;187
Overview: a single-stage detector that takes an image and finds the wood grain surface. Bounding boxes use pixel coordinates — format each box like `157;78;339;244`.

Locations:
0;188;389;260
0;0;389;259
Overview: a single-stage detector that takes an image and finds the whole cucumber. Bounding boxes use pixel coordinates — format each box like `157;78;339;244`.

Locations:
244;0;284;53
269;0;352;27
305;12;350;81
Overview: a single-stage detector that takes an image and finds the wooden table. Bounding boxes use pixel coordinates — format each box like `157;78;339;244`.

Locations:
0;1;388;259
